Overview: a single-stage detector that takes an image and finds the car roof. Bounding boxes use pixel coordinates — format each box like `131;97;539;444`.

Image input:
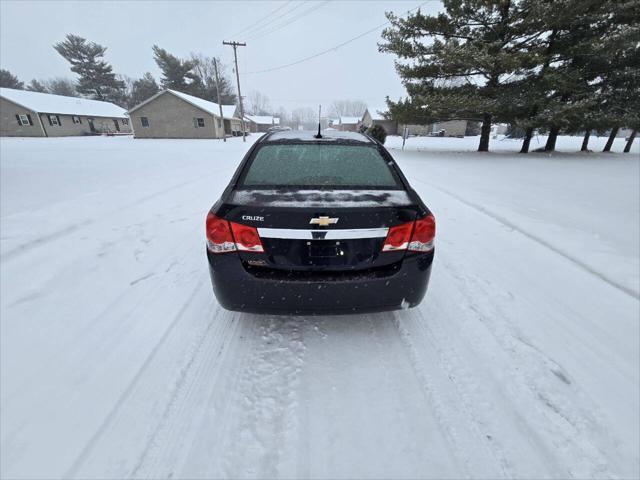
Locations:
261;130;374;144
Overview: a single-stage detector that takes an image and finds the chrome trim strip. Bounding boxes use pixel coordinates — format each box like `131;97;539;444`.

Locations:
257;227;389;240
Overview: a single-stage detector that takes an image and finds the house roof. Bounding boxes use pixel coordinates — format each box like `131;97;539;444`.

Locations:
340;116;360;125
244;115;276;125
168;90;237;119
0;87;127;118
367;108;388;121
127;89;238;119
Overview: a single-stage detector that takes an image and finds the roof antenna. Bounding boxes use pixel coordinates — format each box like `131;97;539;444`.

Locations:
314;104;322;138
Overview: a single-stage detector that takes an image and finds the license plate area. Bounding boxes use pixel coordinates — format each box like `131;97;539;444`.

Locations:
308;241;342;258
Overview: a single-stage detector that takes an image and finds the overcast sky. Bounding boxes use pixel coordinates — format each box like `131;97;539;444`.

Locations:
0;0;442;111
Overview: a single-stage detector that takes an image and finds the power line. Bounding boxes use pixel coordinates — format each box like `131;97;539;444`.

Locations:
229;1;293;38
239;1;310;39
245;1;330;41
244;1;432;75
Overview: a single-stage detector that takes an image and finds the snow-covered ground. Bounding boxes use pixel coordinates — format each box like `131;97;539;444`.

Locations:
1;134;638;479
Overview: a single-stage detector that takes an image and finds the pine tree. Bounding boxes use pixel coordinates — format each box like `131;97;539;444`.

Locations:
53;34;124;102
0;69;24;89
26;79;48;93
536;1;612;151
189;54;236;104
520;0;639;152
500;1;566;154
152;46;198;91
595;1;639;153
46;78;78;97
366;124;388;144
380;0;536;152
130;72;160;108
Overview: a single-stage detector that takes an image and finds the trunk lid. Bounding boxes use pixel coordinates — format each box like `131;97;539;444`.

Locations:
221;189;418;271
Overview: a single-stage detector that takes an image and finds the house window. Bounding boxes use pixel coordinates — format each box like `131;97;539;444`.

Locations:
48;114;60;126
140;117;149;128
18;114;30;126
194;117;205;128
122;118;129;126
72;116;81;124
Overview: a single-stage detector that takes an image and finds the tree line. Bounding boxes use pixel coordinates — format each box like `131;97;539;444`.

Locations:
0;34;237;110
1;33;372;130
380;0;638;153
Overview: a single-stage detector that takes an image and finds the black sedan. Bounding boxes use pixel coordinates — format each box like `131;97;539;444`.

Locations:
206;130;435;315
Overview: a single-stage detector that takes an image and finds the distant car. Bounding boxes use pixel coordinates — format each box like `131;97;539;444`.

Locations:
205;130;435;315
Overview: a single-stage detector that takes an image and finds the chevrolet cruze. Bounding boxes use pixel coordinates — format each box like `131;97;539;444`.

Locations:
206;130;435;315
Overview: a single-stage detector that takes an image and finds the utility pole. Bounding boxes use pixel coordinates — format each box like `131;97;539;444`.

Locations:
212;57;226;142
223;40;247;142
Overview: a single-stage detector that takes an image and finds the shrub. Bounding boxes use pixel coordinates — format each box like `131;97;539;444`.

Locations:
367;124;387;144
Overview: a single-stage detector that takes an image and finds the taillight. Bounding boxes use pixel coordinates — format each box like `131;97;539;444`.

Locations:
382;214;435;253
206;212;236;253
408;214;435;252
382;222;413;251
230;222;264;252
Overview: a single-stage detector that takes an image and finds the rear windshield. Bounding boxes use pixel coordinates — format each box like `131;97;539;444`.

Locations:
239;143;401;189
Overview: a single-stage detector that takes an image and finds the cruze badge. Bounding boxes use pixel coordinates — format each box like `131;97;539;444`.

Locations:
310;216;338;226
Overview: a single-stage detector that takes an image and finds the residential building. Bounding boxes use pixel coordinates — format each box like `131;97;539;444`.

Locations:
0;87;131;137
127;89;241;139
402;120;468;137
244;115;280;133
329;116;361;132
361;108;398;135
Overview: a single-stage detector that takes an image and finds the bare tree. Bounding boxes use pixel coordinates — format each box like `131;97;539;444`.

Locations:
247;90;272;115
291;107;316;129
330;100;367;118
275;106;288;126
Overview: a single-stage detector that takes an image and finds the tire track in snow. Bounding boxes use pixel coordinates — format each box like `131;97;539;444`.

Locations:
64;275;207;479
362;315;465;477
127;303;229;478
411;177;639;300
391;310;511;478
1;217;206;404
435;250;619;477
164;315;267;479
220;316;306;479
1;173;220;262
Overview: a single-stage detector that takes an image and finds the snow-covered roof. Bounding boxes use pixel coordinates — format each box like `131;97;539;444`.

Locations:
244;115;276;125
0;87;127;118
340;116;360;125
367;108;388;121
128;89;238;119
167;90;237;119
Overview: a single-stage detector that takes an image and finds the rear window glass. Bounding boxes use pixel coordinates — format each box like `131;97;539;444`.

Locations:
239;144;400;189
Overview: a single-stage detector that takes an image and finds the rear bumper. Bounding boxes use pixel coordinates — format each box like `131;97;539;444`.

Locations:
207;250;433;315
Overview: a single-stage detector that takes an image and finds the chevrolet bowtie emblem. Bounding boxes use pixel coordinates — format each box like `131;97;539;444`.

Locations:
310;216;338;226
